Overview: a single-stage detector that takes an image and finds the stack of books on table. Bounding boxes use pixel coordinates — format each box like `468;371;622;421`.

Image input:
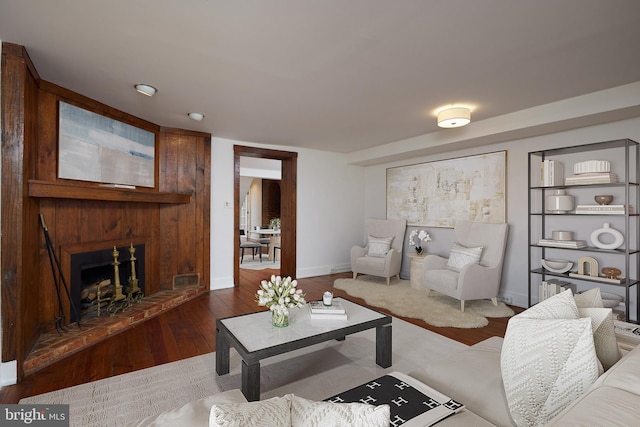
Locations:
537;239;587;249
575;204;630;215
308;300;348;320
539;279;575;301
565;172;618;185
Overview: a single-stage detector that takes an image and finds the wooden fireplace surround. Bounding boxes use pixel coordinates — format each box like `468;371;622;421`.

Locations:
1;43;211;381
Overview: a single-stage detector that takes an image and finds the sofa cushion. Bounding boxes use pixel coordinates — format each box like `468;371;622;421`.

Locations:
366;236;393;258
500;290;601;426
446;243;482;272
593;342;640;395
408;336;513;427
574;287;605;308
290;395;389;427
128;389;247;427
209;394;291;427
546;386;640;426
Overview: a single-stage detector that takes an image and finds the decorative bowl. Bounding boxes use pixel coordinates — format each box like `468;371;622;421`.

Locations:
541;259;573;274
594;195;613;205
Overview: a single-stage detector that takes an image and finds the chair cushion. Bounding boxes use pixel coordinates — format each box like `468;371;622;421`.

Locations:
425;269;458;291
366;235;394;258
354;256;386;274
446;243;482;272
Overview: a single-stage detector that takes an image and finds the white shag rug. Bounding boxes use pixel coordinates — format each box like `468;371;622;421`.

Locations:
20;317;465;427
335;275;514;328
240;257;280;270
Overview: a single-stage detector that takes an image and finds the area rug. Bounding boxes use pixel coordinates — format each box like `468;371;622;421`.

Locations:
20;317;466;427
240;258;280;270
335;275;514;328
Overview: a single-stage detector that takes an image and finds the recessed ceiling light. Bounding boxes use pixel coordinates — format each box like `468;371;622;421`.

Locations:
188;112;205;121
437;107;471;128
134;84;157;97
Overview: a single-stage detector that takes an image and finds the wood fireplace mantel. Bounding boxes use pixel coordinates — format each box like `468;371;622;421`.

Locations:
28;180;191;204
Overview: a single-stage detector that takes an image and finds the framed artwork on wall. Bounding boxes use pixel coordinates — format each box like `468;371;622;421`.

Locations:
387;150;507;227
58;101;156;188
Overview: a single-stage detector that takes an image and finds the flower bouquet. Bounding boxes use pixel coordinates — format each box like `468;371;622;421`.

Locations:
409;229;431;255
256;275;306;327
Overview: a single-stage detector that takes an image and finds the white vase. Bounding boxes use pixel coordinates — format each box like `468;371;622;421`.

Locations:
546;189;574;213
590;223;624;250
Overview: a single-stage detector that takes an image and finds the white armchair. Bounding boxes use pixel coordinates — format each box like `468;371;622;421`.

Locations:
417;221;509;311
351;219;407;286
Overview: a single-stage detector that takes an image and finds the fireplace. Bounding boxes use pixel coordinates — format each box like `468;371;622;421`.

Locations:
64;241;146;324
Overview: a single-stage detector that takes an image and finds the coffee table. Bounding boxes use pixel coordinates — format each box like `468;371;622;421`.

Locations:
215;297;392;401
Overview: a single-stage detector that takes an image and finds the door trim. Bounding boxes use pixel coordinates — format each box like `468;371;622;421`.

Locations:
234;145;297;284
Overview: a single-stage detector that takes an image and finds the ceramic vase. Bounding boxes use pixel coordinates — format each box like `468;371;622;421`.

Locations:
546;189;574;213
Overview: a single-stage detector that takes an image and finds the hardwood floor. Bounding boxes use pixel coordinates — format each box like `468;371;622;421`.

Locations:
0;268;519;403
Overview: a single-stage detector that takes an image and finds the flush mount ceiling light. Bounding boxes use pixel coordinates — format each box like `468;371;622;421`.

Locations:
437;106;471;128
188;112;205;121
134;84;157;97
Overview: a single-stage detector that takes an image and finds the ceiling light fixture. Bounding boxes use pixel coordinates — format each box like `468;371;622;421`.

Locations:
437;106;471;128
134;84;157;97
188;112;205;121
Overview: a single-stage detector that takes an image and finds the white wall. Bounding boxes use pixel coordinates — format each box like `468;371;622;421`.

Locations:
363;117;640;308
210;138;365;289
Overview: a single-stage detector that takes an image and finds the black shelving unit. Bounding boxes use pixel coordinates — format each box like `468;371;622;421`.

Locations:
528;139;640;323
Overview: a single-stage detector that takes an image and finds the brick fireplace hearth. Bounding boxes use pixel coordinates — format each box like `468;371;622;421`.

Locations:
23;286;206;376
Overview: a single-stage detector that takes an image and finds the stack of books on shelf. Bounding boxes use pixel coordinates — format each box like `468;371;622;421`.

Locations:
539;279;575;301
537;238;588;248
575;204;630;215
540;160;564;186
565;172;618;185
308;300;348;320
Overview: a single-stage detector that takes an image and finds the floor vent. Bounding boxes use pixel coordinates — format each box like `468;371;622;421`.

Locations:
172;273;200;289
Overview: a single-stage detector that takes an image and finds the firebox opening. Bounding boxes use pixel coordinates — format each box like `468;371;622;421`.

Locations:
70;244;145;323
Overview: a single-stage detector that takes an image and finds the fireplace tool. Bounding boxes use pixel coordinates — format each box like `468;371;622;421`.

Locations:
39;214;81;332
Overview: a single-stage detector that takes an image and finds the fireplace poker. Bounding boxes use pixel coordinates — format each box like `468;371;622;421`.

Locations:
39;214;81;332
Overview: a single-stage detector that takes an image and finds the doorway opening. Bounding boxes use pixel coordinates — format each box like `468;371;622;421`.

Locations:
234;145;298;285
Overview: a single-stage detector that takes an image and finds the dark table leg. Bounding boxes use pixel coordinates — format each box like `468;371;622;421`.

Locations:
242;360;261;401
215;325;230;375
376;324;392;368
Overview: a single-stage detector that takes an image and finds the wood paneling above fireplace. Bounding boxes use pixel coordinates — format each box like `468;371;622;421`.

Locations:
1;42;211;381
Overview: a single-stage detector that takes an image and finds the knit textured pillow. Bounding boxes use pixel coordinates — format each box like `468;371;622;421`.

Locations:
500;290;601;426
290;395;390;427
209;395;290;427
366;236;394;258
446;243;482;272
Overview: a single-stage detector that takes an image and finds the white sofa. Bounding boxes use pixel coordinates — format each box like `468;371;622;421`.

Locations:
130;336;640;426
408;333;640;426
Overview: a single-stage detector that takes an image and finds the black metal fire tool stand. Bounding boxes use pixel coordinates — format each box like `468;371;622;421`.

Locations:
39;214;81;333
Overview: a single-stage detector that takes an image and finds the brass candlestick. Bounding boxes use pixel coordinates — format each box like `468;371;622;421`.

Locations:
128;243;141;294
111;246;125;302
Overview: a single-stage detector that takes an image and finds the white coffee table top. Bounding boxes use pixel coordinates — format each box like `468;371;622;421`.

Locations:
220;298;388;353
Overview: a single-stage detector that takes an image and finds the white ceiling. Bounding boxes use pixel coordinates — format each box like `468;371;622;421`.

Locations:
2;0;640;158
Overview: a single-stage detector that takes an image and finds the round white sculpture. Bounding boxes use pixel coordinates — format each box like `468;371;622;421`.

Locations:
590;223;624;250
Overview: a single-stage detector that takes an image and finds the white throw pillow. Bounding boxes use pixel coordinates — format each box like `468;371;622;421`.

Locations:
574;287;605;309
290;395;390;427
501;317;601;426
366;235;394;258
500;290;601;426
209;394;291;427
579;307;621;370
446;242;482;272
